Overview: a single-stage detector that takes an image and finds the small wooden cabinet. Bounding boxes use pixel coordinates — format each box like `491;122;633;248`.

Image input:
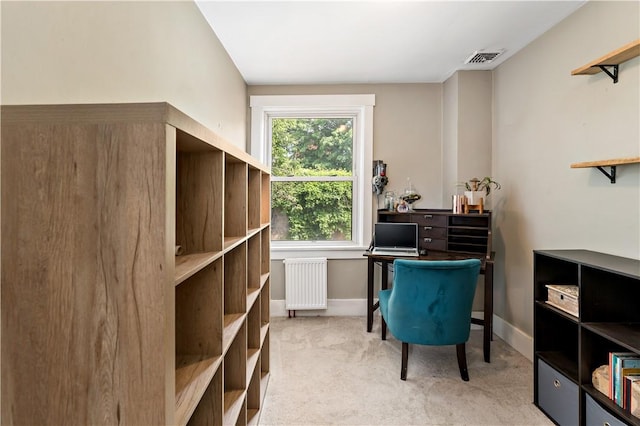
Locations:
533;250;640;426
1;103;271;425
377;209;492;258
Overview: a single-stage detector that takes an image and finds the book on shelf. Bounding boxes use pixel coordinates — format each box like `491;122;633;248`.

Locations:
620;370;640;407
624;375;640;412
632;378;640;419
609;352;640;406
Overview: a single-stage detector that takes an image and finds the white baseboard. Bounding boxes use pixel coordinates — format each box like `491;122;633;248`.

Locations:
271;298;534;361
492;315;533;361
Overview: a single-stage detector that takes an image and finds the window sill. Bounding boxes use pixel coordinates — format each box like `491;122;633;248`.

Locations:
271;246;369;260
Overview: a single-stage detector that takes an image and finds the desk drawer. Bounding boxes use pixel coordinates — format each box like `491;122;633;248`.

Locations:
413;213;447;227
420;237;446;251
419;226;447;239
537;359;578;426
585;394;626;426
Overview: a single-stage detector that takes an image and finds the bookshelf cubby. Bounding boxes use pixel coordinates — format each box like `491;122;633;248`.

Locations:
1;103;271;425
533;250;640;426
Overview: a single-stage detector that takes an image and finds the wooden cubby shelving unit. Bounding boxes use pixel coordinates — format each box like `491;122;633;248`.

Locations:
571;156;640;184
571;39;640;83
1;103;271;425
533;250;640;426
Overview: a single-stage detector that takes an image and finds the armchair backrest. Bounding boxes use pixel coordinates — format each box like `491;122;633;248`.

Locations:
387;259;482;346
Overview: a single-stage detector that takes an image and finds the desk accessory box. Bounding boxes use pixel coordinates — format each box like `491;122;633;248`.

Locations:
545;284;579;317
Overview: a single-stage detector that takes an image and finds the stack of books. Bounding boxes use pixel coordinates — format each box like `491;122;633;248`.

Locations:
597;352;640;418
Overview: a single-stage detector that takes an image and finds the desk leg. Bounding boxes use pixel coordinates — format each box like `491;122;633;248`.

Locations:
367;256;374;332
483;260;494;363
380;260;389;339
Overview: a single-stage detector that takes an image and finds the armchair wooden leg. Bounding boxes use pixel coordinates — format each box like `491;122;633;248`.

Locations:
401;342;408;380
456;343;469;381
381;317;387;340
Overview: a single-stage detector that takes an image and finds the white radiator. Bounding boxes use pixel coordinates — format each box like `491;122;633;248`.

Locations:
284;258;328;310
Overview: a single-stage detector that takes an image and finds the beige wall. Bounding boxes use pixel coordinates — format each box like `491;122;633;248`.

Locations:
442;70;493;207
0;0;247;149
248;84;442;300
492;0;639;338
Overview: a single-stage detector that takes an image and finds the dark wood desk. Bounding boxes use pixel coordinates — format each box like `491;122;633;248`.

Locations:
365;251;494;363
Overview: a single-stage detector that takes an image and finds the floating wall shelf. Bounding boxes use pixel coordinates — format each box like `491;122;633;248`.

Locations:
571;156;640;184
571;39;640;83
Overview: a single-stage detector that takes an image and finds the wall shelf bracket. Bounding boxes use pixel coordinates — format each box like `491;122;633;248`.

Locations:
595;64;618;83
596;165;616;184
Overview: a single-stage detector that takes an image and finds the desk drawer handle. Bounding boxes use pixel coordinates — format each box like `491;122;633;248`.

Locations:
423;214;433;219
424;226;432;231
553;379;561;388
424;238;432;243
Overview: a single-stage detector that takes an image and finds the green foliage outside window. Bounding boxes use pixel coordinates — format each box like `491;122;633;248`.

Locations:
271;118;353;241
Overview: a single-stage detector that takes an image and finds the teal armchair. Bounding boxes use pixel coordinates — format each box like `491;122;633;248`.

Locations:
379;258;481;381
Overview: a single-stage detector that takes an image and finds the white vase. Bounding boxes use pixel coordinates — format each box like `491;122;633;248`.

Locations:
464;190;485;205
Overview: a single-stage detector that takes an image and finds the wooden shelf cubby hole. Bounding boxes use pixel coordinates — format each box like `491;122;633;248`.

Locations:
248;301;261;352
248;167;262;232
247;234;261;294
246;358;262;425
225;156;248;239
224;243;247;315
261;227;271;275
175;259;224;425
261;172;271;226
261;279;271;332
185;366;223;426
224;322;247;425
176;148;224;255
260;331;270;399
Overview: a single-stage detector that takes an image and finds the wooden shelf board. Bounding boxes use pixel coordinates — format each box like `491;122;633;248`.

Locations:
224;235;245;251
174;251;222;286
582;322;640;353
223;313;246;354
247;288;260;310
247;227;261;238
570;156;640;168
247;408;260;426
175;354;222;426
246;349;260;384
223;389;247;425
571;39;640;75
260;273;270;289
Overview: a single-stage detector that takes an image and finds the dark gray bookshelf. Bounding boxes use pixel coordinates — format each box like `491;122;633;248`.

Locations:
534;249;640;426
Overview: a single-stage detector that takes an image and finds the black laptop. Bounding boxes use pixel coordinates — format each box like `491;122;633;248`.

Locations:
371;222;419;257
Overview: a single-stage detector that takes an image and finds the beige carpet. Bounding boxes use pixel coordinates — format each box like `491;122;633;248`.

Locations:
259;316;553;426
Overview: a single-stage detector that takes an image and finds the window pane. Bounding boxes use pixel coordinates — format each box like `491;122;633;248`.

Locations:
271;181;353;241
271;118;353;176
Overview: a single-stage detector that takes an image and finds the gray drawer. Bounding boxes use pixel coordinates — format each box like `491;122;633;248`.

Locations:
585;394;626;426
420;237;446;251
537;359;579;426
412;213;447;227
419;226;447;239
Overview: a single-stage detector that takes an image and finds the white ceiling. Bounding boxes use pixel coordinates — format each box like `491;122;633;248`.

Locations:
196;1;586;85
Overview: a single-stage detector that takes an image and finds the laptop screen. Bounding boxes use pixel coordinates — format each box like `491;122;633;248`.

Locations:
374;222;418;249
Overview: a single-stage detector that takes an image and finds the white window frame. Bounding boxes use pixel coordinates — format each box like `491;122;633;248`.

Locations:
250;94;375;260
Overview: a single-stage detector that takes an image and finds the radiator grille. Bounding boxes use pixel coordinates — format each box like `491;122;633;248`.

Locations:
284;258;328;310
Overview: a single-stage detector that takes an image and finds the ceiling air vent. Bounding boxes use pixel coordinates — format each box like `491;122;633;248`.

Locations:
464;49;504;64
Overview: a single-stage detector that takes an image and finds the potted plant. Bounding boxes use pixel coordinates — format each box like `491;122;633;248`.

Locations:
458;177;501;205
